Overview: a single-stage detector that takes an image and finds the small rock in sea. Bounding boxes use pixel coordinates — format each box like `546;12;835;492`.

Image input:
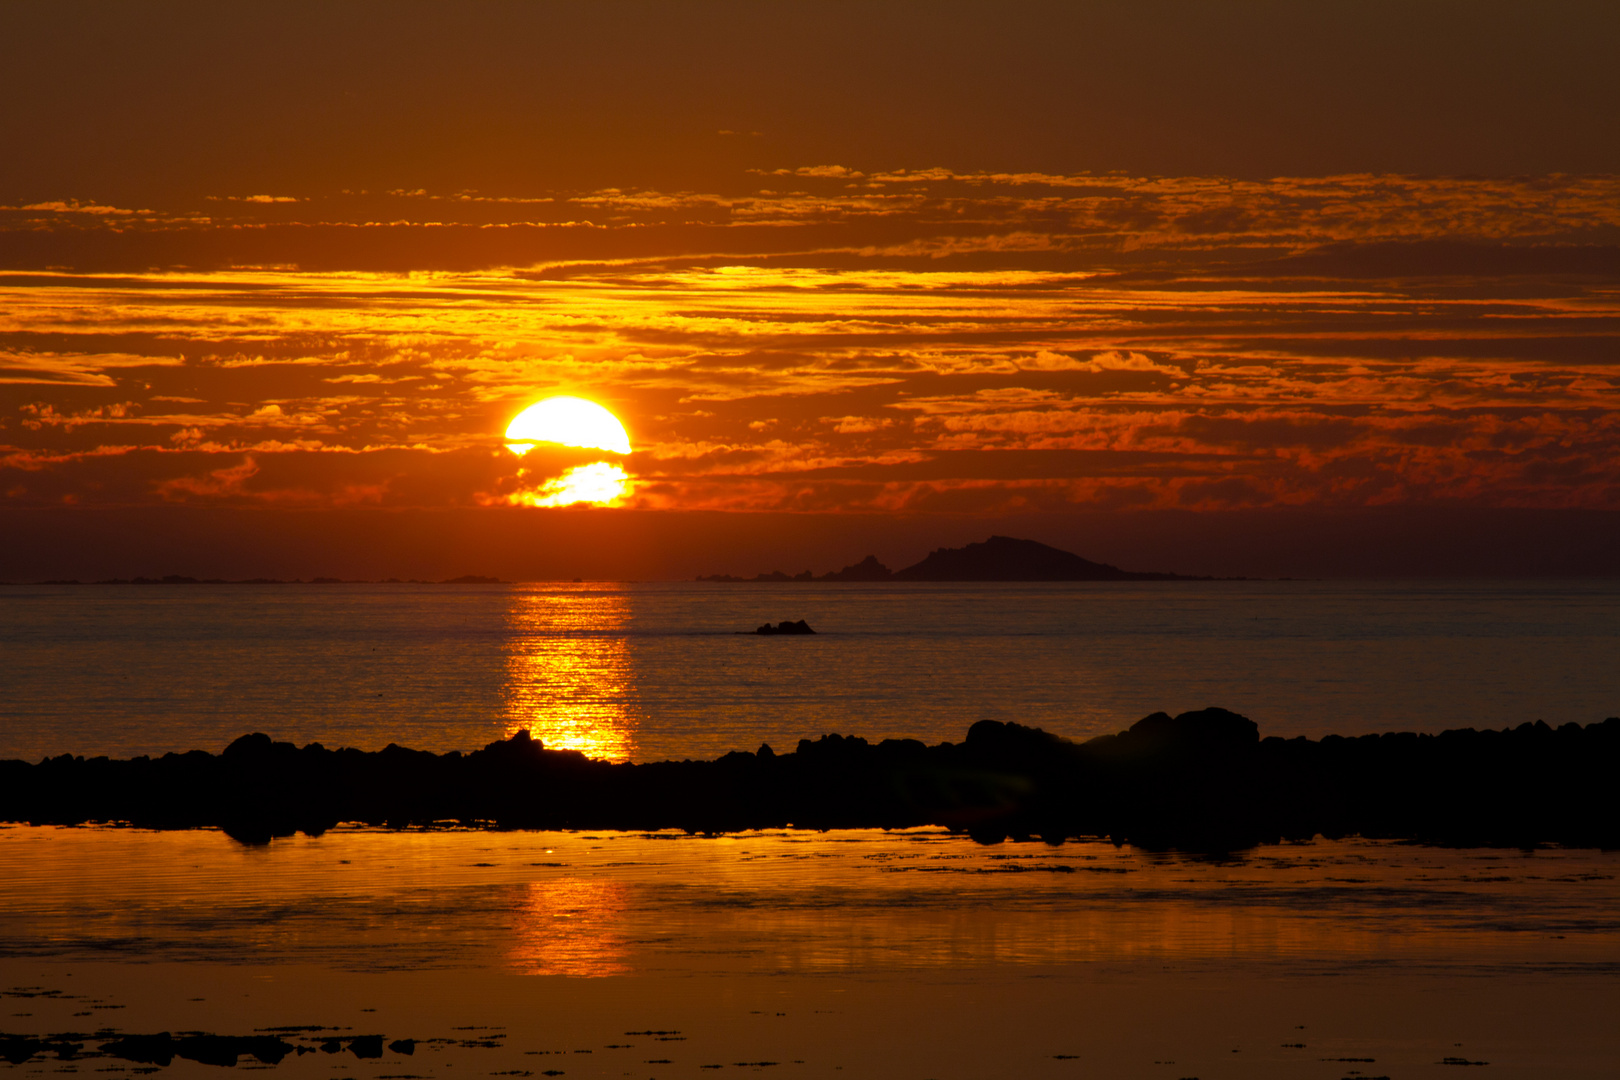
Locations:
347;1036;385;1060
753;619;815;635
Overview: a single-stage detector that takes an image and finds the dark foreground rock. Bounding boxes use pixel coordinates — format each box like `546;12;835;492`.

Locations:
98;1033;299;1067
0;1032;416;1069
2;712;1617;851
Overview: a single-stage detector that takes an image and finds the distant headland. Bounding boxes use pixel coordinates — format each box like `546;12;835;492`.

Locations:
5;710;1614;852
698;535;1213;582
22;575;508;586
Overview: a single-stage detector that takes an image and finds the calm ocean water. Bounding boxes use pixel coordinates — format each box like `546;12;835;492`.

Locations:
2;579;1617;763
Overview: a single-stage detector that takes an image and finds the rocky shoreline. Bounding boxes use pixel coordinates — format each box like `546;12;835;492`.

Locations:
3;710;1615;851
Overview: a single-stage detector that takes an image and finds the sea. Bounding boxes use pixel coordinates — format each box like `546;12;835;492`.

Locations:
2;579;1618;763
2;581;1618;1079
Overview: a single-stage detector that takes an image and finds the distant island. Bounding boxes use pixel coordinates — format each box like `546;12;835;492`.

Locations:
25;575;507;586
698;535;1211;582
5;711;1615;851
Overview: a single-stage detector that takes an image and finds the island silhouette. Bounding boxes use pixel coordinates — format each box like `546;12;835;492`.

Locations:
698;535;1209;582
5;710;1614;852
29;575;507;586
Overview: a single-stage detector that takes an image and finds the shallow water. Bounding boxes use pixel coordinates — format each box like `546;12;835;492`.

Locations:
1;826;1617;1079
3;580;1619;763
3;826;1617;974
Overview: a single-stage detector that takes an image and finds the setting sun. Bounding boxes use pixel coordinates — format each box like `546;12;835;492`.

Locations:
505;396;631;457
503;397;632;507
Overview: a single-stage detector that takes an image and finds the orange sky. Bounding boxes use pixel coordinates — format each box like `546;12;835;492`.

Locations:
3;2;1618;578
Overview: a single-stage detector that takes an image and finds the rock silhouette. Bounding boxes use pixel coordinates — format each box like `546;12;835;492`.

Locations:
99;1033;297;1067
35;575;505;585
0;1031;427;1069
2;712;1616;851
1;1036;80;1065
753;620;815;635
893;535;1201;581
818;556;893;581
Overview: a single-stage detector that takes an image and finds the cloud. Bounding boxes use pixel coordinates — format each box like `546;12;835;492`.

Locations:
13;200;144;216
156;456;261;500
1;169;1617;515
7;171;1617;277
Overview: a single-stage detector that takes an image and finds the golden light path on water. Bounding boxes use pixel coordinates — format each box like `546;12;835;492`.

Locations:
502;587;639;762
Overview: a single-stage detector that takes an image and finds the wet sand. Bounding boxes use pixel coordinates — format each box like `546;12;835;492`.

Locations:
2;826;1617;1079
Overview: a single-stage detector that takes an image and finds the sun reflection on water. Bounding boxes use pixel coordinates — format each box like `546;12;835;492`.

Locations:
508;878;630;978
503;587;639;762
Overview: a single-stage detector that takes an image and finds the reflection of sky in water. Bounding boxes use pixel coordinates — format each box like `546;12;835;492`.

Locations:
502;588;639;762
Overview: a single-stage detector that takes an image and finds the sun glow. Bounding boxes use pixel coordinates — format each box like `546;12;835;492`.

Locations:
505;396;631;456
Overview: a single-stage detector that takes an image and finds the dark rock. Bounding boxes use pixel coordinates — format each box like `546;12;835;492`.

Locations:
348;1035;384;1059
389;1039;416;1056
101;1034;175;1066
1108;707;1259;758
0;1036;77;1066
754;619;815;635
99;1033;296;1068
179;1035;247;1067
3;714;1617;852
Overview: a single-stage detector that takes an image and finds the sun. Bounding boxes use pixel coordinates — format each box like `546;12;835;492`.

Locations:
503;396;633;507
506;396;631;456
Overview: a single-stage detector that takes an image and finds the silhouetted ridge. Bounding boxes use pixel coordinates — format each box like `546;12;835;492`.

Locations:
31;575;506;585
698;536;1204;582
820;555;893;581
894;535;1198;581
3;712;1616;851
